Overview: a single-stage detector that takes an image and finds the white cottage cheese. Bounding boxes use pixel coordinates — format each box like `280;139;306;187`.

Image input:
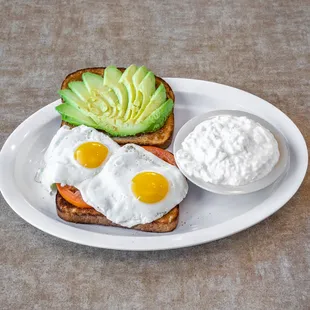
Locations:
176;115;280;186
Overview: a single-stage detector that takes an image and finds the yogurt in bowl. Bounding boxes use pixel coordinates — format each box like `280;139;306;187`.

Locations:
173;110;290;195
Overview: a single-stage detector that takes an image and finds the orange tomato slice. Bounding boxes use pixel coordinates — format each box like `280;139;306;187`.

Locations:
56;183;92;209
142;146;176;166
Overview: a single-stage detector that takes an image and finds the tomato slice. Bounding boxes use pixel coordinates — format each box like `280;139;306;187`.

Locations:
142;146;176;166
57;146;176;209
56;183;92;209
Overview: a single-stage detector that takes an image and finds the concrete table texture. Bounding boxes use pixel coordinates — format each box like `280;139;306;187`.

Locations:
1;1;309;309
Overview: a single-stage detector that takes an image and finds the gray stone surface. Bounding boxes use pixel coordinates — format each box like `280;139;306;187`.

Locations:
1;1;309;309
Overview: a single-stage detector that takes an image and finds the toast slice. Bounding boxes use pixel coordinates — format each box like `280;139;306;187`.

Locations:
56;192;179;233
60;67;175;149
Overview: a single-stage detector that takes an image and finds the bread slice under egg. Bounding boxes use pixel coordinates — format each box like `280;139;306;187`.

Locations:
56;192;179;233
60;67;175;149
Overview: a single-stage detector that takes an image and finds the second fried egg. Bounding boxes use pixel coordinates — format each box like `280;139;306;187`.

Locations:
77;144;188;227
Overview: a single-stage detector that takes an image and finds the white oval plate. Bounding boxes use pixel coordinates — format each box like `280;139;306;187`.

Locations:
0;78;308;251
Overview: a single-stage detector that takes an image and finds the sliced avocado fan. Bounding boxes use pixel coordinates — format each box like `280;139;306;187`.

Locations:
56;65;173;137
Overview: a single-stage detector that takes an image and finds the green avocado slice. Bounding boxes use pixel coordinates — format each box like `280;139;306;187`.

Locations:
135;83;166;123
143;98;174;132
68;81;91;102
119;64;138;121
58;89;108;118
132;71;156;120
58;89;89;111
129;66;148;119
103;66;128;118
56;103;98;128
82;72;104;94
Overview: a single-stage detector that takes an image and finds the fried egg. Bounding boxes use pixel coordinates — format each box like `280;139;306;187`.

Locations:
76;144;188;227
39;125;120;190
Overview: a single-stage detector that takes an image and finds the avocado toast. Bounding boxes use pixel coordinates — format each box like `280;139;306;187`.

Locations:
57;66;175;149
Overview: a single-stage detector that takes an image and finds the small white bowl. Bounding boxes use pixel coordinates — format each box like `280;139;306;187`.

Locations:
173;110;290;195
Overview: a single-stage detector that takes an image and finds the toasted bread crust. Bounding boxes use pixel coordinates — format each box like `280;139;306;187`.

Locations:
56;192;179;233
60;67;175;149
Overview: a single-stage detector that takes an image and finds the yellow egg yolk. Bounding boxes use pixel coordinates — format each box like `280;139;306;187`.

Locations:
74;142;108;168
132;172;169;204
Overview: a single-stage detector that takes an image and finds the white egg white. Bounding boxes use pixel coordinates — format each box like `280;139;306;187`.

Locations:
39;125;120;191
77;144;188;228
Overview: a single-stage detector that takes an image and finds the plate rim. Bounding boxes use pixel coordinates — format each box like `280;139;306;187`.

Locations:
0;78;308;251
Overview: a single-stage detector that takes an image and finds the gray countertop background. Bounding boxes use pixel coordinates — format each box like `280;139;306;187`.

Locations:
1;1;309;309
